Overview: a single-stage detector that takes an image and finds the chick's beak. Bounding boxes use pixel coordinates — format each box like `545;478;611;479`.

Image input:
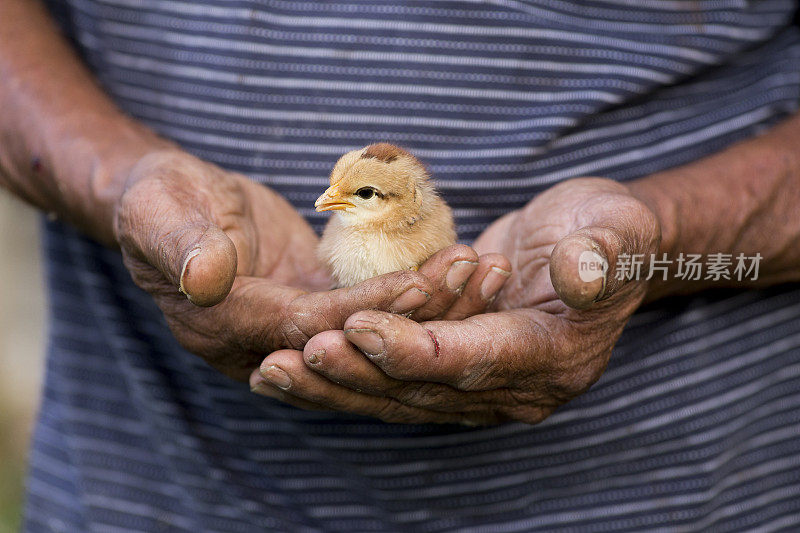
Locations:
315;185;354;212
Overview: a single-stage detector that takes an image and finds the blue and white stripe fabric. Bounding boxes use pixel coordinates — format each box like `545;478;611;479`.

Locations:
26;1;800;531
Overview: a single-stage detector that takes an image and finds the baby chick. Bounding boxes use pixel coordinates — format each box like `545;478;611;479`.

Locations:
315;143;456;287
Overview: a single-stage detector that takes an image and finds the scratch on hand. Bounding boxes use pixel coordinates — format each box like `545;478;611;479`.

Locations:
426;328;440;358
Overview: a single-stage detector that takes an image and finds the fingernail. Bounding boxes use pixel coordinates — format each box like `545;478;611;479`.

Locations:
179;247;202;299
261;365;292;390
345;328;384;356
446;260;478;292
250;381;274;396
480;267;511;301
307;349;324;365
390;288;430;314
594;271;608;302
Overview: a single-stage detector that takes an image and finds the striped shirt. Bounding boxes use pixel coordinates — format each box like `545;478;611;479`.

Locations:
26;1;800;531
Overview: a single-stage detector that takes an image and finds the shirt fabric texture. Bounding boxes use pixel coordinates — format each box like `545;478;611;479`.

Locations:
25;1;800;531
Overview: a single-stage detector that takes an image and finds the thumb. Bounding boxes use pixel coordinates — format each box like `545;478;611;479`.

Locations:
115;176;238;308
549;202;660;310
174;223;238;307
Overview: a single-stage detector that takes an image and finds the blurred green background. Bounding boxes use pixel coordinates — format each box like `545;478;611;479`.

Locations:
0;191;45;533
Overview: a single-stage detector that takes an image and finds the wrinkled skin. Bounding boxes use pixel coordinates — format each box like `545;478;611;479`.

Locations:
114;151;509;382
250;178;661;425
4;0;798;428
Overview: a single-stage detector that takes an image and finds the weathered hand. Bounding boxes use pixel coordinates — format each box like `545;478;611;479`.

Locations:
114;151;460;381
250;178;660;424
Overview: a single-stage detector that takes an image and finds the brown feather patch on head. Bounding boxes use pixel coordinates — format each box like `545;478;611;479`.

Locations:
361;143;411;164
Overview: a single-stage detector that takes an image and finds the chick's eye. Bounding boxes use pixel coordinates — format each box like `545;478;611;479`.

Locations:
356;187;375;200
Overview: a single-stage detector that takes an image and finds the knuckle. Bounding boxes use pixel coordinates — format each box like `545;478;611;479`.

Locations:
392;269;429;292
372;401;447;425
493;391;553;425
448;243;479;262
279;299;314;349
452;324;501;390
483;252;512;272
373;398;403;423
286;298;312;330
156;224;208;272
609;196;661;257
393;383;455;411
455;341;526;391
115;178;175;251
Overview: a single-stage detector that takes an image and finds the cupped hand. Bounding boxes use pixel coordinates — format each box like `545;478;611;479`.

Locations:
250;178;660;424
114;151;498;382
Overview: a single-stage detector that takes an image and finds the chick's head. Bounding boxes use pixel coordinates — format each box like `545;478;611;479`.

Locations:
315;143;434;229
